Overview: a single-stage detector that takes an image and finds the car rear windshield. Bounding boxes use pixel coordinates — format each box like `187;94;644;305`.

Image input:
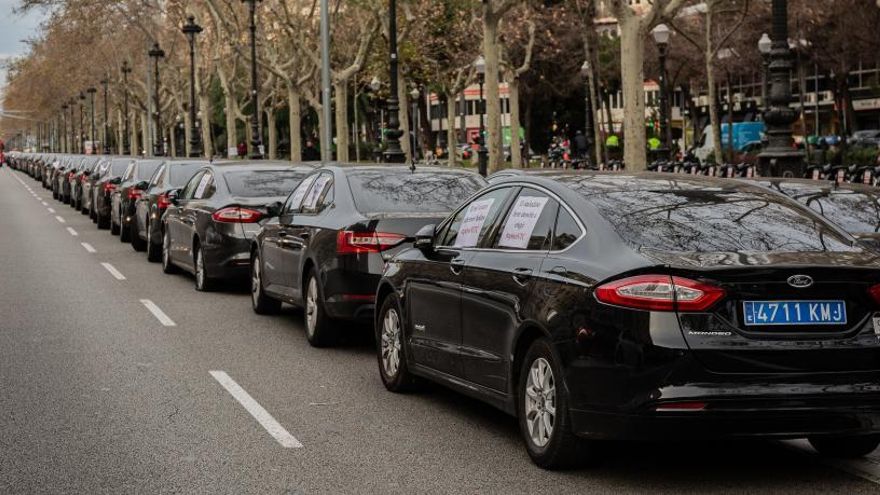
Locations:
109;161;130;176
559;177;858;253
136;162;163;180
170;164;204;186
346;170;486;214
224;170;309;197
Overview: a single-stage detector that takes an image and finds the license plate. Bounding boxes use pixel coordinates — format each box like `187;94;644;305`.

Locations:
743;300;847;326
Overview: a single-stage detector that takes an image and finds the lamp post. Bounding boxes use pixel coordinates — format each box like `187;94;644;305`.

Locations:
652;24;672;160
78;91;86;154
758;33;772;118
580;60;595;168
182;15;204;158
410;87;420;161
100;79;110;154
61;104;68;153
382;0;405;163
87;87;97;154
475;55;488;177
148;42;166;156
121;61;132;155
758;0;803;177
242;0;263;159
68;99;75;154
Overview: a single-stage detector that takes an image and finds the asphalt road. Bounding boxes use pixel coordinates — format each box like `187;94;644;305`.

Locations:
1;165;879;494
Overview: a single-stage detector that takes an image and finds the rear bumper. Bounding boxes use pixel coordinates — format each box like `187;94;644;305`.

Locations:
203;231;251;281
571;397;880;441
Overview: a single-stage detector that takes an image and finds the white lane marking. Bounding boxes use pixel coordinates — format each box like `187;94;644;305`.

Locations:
139;299;176;327
41;201;48;206
781;440;880;485
47;208;56;213
100;262;126;280
55;215;65;223
81;242;96;253
209;371;303;449
66;227;78;237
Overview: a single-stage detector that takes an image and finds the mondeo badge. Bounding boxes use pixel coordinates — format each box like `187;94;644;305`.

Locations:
787;275;814;288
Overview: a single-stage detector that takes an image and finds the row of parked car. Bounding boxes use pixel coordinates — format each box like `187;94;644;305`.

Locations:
9;151;880;469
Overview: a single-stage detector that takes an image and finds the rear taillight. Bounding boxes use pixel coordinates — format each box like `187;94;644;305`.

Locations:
128;189;143;200
212;207;264;223
337;231;406;255
595;275;725;312
103;183;116;193
157;193;171;210
868;284;880;305
68;172;75;180
80;175;88;183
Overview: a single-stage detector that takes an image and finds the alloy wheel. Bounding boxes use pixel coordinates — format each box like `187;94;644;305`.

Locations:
196;249;205;289
306;277;318;338
524;357;556;448
162;231;171;269
251;258;262;306
380;308;402;378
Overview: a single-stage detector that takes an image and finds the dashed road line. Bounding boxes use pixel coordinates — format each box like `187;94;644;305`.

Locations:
100;262;126;280
55;215;65;223
81;242;96;253
47;208;55;213
66;227;78;237
209;371;303;449
41;201;48;206
139;299;177;327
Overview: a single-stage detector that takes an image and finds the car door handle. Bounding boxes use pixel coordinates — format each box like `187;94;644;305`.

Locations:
548;266;568;276
300;232;311;240
278;231;288;237
450;259;465;275
512;267;533;286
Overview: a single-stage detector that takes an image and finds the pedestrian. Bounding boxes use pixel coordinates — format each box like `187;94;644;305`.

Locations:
573;130;589;158
302;139;320;161
237;141;247;159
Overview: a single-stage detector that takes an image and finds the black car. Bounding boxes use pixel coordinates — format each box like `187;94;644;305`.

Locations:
250;165;487;346
162;162;313;291
93;158;134;229
57;156;83;203
110;159;163;240
71;156;102;212
748;178;880;249
131;160;207;259
375;172;880;469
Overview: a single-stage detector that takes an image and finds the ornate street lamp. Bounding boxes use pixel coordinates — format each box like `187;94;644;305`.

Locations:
182;15;204;158
121;61;132;155
758;0;803;177
579;61;596;168
410;87;420;161
382;0;405;163
148;42;166;156
242;0;263;159
78;91;86;154
475;55;488;177
87;87;97;154
100;79;110;154
652;24;672;160
758;33;772;117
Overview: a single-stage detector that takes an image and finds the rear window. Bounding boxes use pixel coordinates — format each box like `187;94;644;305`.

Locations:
136;162;162;180
224;170;309;197
109;161;130;176
561;179;858;253
346;170;486;213
170;164;204;186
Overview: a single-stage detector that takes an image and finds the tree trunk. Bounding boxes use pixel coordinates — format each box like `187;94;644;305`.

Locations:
116;109;124;155
141;111;150;156
169;125;177;158
508;77;523;168
446;93;458;167
266;108;278;160
288;85;303;162
225;94;237;157
524;98;533;164
483;13;503;173
334;82;349;162
618;16;648;170
199;92;213;158
458;91;467;145
706;70;724;165
396;71;412;163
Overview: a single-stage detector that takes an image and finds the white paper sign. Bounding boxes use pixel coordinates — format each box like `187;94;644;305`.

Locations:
498;196;549;249
454;198;495;248
193;174;212;199
303;175;332;209
228;147;238;157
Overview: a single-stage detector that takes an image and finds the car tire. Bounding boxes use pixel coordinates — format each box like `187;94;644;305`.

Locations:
131;220;147;252
97;210;110;230
251;254;281;315
517;338;596;470
376;294;419;392
119;211;131;242
809;434;880;459
110;214;120;235
194;246;213;292
162;229;178;274
146;222;161;262
304;271;336;347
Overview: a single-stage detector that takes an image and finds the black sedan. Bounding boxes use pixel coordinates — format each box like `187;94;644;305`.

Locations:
162;162;313;291
747;178;880;249
110;159;163;241
250;165;487;347
93;158;135;228
375;172;880;469
131;160;207;259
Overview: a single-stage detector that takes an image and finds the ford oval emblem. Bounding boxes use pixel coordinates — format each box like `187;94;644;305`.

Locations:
787;275;814;288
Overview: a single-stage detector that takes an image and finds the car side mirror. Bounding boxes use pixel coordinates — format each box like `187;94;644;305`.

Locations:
167;189;180;205
414;224;436;251
266;201;284;218
136;180;150;190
